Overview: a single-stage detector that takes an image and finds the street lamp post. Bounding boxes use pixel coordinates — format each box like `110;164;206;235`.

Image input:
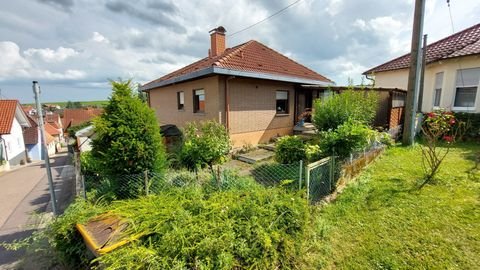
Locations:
33;81;58;216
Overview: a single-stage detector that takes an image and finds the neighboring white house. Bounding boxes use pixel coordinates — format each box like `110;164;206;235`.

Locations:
23;115;57;161
75;125;95;153
364;23;480;113
0;100;31;171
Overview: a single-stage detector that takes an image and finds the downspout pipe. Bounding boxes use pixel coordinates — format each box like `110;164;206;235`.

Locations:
364;73;375;87
225;76;235;129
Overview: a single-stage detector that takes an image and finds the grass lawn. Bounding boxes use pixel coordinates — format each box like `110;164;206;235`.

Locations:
312;143;480;269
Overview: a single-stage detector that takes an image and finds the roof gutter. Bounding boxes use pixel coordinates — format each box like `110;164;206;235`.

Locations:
141;67;334;91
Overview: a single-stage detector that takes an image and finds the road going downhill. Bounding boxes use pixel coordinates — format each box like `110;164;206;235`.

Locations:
0;152;75;269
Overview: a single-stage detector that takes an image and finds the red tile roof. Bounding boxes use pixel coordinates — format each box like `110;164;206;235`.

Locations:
62;108;103;129
0;100;20;134
364;23;480;74
45;122;61;136
143;40;332;89
23;115;39;145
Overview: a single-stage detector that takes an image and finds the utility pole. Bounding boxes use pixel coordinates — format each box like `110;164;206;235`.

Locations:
417;34;428;112
402;0;426;146
33;81;58;216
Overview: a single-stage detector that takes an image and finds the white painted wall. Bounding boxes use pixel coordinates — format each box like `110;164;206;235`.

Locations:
3;118;26;161
373;55;480;113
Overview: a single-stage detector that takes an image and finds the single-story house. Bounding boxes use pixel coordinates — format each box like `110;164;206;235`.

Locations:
141;26;334;147
363;23;480;113
23;115;56;161
0;100;31;171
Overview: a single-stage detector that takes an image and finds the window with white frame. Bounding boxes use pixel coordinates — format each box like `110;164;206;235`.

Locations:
454;68;480;109
433;72;443;107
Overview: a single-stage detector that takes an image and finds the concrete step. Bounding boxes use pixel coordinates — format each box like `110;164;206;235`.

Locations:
258;144;275;151
236;148;275;164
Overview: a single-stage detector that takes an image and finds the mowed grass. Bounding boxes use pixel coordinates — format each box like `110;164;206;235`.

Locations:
313;143;480;269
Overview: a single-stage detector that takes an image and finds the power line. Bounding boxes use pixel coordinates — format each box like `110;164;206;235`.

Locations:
228;0;304;37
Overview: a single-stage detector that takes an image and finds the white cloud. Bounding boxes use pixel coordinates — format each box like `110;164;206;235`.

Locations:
0;41;85;81
24;46;79;62
325;0;344;16
352;19;367;31
91;31;110;43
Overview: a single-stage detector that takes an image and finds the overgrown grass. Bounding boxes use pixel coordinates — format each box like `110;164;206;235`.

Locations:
311;143;480;269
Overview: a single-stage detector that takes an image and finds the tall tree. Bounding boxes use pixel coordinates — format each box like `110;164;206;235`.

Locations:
91;80;166;175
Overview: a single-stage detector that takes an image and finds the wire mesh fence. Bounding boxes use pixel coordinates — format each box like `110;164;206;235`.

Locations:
75;144;385;203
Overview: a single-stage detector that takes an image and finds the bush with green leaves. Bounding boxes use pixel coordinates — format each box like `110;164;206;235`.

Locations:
305;144;323;162
312;89;379;132
91;80;167;176
275;135;306;164
92;187;308;269
79;151;101;175
179;120;231;171
319;120;374;158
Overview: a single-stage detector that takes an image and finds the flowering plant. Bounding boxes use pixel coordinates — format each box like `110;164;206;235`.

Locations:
419;109;457;188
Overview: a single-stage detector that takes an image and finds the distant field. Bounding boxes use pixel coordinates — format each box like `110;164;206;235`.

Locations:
23;100;108;108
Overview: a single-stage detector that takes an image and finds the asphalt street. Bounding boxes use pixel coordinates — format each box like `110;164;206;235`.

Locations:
0;153;75;269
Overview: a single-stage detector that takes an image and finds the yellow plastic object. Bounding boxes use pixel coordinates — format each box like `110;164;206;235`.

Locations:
76;214;143;257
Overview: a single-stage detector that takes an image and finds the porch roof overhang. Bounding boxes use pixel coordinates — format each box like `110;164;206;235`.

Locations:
299;85;407;93
140;67;334;91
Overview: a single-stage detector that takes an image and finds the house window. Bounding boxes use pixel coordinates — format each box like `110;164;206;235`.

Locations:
276;90;289;114
193;89;205;113
454;68;479;109
177;91;184;110
433;72;443;107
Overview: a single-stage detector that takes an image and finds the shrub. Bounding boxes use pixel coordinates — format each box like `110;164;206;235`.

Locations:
92;187;309;269
79;151;101;175
275;135;306;164
312;89;379;132
419;110;458;188
179;120;231;171
319;120;374;158
452;112;480;140
91;79;167;176
305;144;323;162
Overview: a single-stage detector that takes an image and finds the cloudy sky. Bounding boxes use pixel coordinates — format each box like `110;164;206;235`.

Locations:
0;0;478;103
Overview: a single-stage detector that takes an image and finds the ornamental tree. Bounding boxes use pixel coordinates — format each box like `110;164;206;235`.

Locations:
420;110;458;188
179;120;231;171
91;80;167;176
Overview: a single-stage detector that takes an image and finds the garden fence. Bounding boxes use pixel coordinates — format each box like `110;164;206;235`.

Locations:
75;144;385;203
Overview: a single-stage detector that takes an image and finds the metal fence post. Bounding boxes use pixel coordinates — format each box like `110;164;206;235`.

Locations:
298;160;303;190
81;175;87;200
329;156;334;192
144;170;149;195
306;166;310;202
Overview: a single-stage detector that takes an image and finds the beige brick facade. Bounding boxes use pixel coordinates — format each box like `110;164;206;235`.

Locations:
148;76;296;147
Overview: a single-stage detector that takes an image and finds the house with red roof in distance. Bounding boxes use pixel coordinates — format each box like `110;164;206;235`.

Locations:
62;108;103;136
22;105;36;116
364;23;480;113
141;26;334;147
45;112;64;142
23;115;57;161
0;100;31;171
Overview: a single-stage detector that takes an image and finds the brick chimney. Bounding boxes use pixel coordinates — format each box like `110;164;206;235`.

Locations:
209;26;226;57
